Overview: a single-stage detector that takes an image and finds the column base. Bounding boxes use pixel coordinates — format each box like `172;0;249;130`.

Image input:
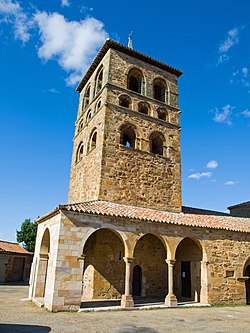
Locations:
165;294;178;307
121;295;134;308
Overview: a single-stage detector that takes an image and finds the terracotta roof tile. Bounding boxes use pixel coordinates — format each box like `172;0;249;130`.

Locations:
59;200;250;233
0;240;32;254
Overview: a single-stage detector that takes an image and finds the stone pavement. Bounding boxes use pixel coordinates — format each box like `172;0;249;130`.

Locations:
1;284;250;333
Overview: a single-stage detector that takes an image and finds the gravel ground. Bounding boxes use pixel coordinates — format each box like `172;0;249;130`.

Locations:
1;284;250;333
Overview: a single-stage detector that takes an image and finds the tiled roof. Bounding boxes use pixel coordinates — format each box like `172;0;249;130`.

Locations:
228;201;250;210
0;240;32;254
58;200;250;233
76;39;183;92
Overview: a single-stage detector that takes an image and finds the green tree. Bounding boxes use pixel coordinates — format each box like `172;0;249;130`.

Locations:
16;218;38;252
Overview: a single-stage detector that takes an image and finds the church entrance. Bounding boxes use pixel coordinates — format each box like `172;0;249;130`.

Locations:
175;238;202;302
132;265;142;296
244;265;250;304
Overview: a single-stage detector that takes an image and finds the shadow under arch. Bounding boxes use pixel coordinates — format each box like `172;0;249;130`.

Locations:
81;228;126;301
132;233;167;298
34;228;50;298
243;256;250;304
174;237;203;302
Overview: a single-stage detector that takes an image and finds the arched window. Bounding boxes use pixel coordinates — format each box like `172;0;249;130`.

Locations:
96;99;101;110
83;85;91;110
150;132;164;156
127;68;143;94
138;102;149;115
88;129;97;152
119;94;132;108
86;110;92;123
120;124;136;148
95;66;103;96
157;108;168;121
78;119;84;133
153;79;166;102
76;142;84;163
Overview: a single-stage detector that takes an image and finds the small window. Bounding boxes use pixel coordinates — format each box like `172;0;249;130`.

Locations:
95;66;103;96
88;130;97;152
138;102;149;115
120;125;136;148
150;133;164;156
157;108;168;121
83;85;91;110
86;110;92;122
97;100;101;109
153;79;166;102
127;68;143;94
119;95;131;108
76;142;84;163
78;119;84;133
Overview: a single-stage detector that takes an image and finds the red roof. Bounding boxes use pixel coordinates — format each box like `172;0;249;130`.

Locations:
53;200;250;234
0;240;32;254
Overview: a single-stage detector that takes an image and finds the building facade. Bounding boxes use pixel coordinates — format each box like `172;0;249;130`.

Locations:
29;40;250;311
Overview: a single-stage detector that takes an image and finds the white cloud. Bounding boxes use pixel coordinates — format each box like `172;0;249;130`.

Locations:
34;12;108;86
212;104;234;126
0;0;30;42
49;88;59;94
188;172;212;180
224;180;236;186
218;27;240;64
206;160;218;169
61;0;70;7
230;67;250;88
241;109;250;118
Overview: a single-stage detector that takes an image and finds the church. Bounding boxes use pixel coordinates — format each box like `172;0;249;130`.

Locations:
28;39;250;311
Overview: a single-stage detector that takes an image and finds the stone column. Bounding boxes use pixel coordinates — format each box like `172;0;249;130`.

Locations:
165;259;178;307
121;257;134;308
200;260;209;304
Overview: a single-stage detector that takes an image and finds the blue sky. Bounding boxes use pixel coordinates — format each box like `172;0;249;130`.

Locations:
0;0;249;242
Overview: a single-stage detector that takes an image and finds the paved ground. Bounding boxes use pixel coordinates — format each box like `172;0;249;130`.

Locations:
1;285;250;333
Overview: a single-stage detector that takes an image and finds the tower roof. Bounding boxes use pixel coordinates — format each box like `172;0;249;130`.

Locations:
76;39;183;93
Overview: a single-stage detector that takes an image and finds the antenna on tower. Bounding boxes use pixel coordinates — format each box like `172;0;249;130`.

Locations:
128;31;133;49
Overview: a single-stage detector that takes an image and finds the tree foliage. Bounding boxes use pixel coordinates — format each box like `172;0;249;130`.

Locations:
16;218;38;252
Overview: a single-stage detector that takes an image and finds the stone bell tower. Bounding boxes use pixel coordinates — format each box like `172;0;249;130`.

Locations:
68;39;183;212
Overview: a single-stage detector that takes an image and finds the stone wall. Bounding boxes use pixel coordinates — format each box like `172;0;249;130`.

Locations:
31;211;250;311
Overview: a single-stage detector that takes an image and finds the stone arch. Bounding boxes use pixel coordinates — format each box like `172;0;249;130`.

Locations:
75;141;84;163
174;237;203;302
118;94;132;109
243;257;250;304
132;233;167;298
94;65;103;96
138;101;150;115
153;77;168;103
88;128;97;152
81;228;126;301
127;67;145;94
119;123;137;149
34;228;50;297
157;108;169;122
149;131;166;156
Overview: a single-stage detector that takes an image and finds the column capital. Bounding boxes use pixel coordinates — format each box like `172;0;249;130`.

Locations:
166;259;176;265
123;257;134;264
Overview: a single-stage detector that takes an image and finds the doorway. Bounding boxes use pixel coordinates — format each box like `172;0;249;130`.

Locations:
132;265;142;296
245;265;250;304
181;261;191;298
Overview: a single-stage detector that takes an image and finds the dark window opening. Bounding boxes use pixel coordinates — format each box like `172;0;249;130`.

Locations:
120;126;136;149
138;102;149;115
128;69;143;94
119;95;131;108
86;110;92;122
76;142;84;163
83;86;91;109
90;131;97;151
78;120;84;132
157;109;167;121
151;135;163;155
154;81;166;102
95;67;103;95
